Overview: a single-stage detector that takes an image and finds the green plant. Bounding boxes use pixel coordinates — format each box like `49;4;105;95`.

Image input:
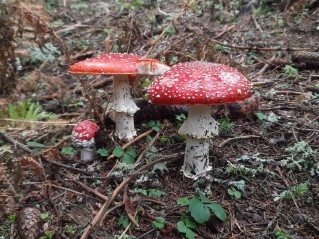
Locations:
227;187;241;199
214;43;230;52
39;231;55;239
217;118;234;136
97;148;109;157
146;120;162;132
40;213;49;220
0;100;57;126
256;112;278;129
283;65;299;77
28;42;61;65
274;182;309;202
176;113;187;121
177;217;196;239
118;215;130;228
275;226;291;239
141;78;151;88
6;214;16;224
175;191;226;238
152;217;165;229
280;141;318;175
64;224;77;236
112;146;137;164
135;188;166;197
61;147;75;155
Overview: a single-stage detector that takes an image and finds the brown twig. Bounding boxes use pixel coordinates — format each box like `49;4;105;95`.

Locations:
123;184;139;227
134;121;167;165
218;135;261;148
215;25;235;39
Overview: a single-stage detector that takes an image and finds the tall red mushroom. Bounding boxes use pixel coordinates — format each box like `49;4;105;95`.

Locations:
148;61;253;179
71;120;99;161
68;53;170;140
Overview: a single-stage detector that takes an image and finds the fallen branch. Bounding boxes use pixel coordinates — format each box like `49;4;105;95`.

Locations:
218;135;261;148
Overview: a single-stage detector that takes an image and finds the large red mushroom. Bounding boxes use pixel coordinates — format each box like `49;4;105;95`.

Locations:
148;61;253;179
68;53;169;140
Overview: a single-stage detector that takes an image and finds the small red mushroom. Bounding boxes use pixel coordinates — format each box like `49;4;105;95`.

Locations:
148;61;253;179
68;53;170;140
71;120;99;161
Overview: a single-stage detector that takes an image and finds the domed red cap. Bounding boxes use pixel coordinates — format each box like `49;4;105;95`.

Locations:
71;120;99;148
148;62;253;105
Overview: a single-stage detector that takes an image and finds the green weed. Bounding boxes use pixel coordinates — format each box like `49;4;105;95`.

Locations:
274;182;308;202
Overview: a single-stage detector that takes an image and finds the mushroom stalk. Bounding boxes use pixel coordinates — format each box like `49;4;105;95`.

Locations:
80;148;95;161
111;75;139;140
179;105;218;178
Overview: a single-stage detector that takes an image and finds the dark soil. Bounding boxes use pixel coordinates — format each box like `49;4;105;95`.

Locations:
0;1;319;239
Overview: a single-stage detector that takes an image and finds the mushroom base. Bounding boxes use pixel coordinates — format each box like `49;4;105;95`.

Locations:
80;148;95;161
113;112;137;140
182;137;212;179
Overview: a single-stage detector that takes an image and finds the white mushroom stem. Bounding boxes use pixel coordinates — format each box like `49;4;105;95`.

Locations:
178;105;219;179
80;148;95;161
112;112;136;140
111;75;139;140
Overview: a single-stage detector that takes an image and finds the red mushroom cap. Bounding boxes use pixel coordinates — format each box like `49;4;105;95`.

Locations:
71;120;99;148
148;61;253;105
68;53;169;77
68;53;141;75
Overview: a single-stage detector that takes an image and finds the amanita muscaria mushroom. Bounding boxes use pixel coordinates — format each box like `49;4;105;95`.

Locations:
71;120;99;161
148;61;253;179
68;53;170;140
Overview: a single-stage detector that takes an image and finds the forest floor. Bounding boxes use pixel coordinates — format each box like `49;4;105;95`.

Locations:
0;1;319;239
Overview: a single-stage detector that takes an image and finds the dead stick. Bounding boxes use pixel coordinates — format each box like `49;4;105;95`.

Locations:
215;25;235;39
134;122;166;165
218;135;260;148
79;153;182;239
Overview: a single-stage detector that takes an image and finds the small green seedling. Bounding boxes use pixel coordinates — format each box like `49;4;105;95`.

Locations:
275;226;291;239
227;187;241;199
176;113;187;121
283;65;298;77
97;148;109;157
146;120;162;132
274;182;308;202
217;118;234;136
39;231;55;239
189;191;227;224
118;215;130;228
61;147;75;155
152;217;165;229
141;78;151;88
40;213;49;220
177;218;196;239
112;146;137;164
135;188;166;197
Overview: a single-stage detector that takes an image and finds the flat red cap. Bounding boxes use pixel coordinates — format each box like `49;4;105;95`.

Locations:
148;62;253;105
68;53;141;75
68;53;169;77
